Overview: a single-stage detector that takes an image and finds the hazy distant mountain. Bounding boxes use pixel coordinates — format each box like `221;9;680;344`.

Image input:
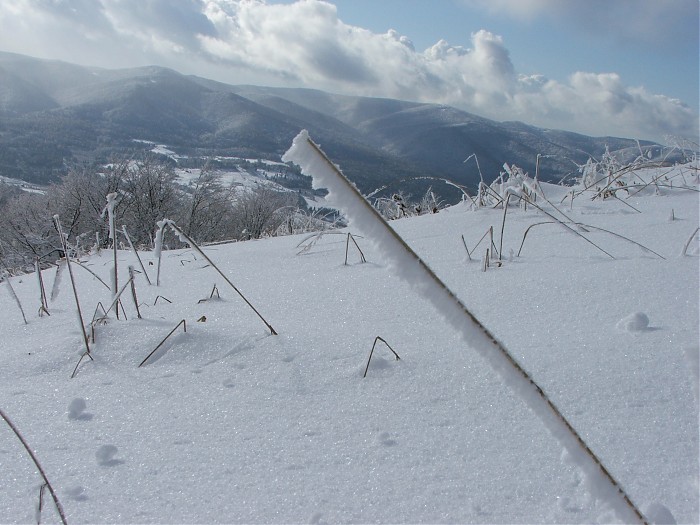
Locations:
0;51;660;195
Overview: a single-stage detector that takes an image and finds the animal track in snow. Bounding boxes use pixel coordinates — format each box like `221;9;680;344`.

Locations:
96;444;123;466
67;398;93;421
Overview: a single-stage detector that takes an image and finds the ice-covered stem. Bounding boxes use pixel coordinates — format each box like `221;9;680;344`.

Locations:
53;215;91;358
163;220;277;336
103;193;120;318
154;220;168;286
35;258;49;316
0;408;68;525
282;130;648;525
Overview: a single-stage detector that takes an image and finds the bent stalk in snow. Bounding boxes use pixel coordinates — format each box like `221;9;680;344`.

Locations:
160;221;277;336
0;408;68;525
283;130;648;525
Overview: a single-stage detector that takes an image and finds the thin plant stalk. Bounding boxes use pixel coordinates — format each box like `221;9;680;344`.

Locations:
35;258;49;316
53;215;91;357
363;336;401;377
122;226;151;285
499;194;510;260
138;319;187;367
345;233;367;265
521;196;615;259
165;221;277;335
682;227;699;256
102;276;134;319
3;270;28;324
0;408;68;525
71;260;110;290
461;234;472;262
517;221;665;260
128;266;142;319
289;131;648;525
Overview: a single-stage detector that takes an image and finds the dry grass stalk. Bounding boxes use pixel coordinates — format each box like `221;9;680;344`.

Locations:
153;295;172;305
499;194;511;260
38;482;47;525
521;196;615;259
460;235;472;262
517;221;665;260
53;216;91;357
122;226;152;285
35;258;50;317
128;266;142;319
197;284;220;304
3;270;28;325
138;319;187;367
166;221;277;335
344;233;367;265
682;227;699;256
102;276;134;320
71;260;110;290
363;336;401;378
0;408;68;525
464;226;499;262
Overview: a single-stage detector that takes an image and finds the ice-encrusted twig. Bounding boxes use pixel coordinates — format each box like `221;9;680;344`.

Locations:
103;193;120;318
282;130;648;525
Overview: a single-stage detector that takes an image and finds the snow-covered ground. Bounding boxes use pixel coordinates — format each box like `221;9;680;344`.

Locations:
1;160;698;523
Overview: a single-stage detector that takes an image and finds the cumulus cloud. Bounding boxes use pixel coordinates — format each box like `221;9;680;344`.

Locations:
0;0;696;141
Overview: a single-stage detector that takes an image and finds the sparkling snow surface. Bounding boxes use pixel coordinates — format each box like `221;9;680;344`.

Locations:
1;160;698;523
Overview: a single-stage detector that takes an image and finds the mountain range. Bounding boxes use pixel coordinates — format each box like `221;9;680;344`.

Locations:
0;51;661;196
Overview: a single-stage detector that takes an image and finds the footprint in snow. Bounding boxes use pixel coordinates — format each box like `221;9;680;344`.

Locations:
377;431;397;447
616;312;652;332
96;444;123;466
66;486;88;501
67;398;93;421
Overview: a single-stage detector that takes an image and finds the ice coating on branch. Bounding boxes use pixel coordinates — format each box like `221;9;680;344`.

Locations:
105;193;119;240
154;220;170;259
282;129;644;524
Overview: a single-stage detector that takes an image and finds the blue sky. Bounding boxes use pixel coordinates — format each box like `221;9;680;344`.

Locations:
327;0;698;114
0;0;697;143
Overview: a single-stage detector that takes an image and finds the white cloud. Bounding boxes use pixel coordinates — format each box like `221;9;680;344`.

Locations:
0;0;696;142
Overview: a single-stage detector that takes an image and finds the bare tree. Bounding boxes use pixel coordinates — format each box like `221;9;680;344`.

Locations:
182;165;236;243
232;186;297;240
120;155;184;247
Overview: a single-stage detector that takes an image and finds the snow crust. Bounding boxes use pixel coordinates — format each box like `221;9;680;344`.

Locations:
1;143;698;524
283;130;652;523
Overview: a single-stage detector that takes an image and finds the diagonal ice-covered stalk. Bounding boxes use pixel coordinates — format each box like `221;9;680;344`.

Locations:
282;130;648;525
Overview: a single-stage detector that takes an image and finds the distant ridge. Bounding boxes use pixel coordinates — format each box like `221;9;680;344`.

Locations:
0;51;662;193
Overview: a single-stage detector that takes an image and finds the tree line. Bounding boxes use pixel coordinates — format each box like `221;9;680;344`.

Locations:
0;155;304;272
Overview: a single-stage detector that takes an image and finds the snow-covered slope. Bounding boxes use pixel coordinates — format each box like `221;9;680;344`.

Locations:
1;162;698;524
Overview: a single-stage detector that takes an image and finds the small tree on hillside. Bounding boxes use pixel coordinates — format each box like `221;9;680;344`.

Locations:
232;186;297;240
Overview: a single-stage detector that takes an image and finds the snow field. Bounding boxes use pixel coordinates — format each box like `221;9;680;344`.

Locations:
0;160;698;523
